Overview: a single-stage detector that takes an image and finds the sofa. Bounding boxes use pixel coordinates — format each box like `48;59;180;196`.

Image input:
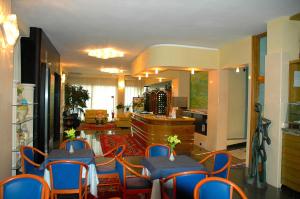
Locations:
115;112;132;128
85;109;108;124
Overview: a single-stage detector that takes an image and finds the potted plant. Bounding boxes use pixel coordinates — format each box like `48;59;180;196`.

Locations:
167;135;181;161
64;84;90;128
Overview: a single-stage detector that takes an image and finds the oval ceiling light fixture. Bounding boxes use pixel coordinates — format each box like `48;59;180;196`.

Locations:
87;48;124;59
100;67;124;74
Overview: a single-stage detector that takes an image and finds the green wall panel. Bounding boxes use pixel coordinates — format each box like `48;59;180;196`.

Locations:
190;71;208;109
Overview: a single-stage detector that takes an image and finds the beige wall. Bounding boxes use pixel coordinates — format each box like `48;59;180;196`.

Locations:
227;69;247;139
220;36;252;68
132;44;220;75
264;16;300;188
0;0;13;179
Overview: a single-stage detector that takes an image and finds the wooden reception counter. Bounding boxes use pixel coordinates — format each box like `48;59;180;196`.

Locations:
131;113;195;153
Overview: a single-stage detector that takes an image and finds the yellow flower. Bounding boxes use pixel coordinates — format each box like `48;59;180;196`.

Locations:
64;128;76;140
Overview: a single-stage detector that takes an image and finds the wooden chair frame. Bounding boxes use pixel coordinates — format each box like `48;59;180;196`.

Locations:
145;143;176;157
95;144;126;187
20;146;48;174
0;174;50;199
46;160;89;199
199;150;232;179
161;170;208;199
59;138;91;150
116;156;152;199
193;177;248;199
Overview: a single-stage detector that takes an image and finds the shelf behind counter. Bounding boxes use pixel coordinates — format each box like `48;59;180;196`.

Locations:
130;113;195;154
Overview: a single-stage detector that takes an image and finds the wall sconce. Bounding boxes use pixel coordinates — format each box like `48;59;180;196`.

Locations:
145;72;149;78
159;78;162;82
118;80;125;89
0;14;19;47
138;76;141;80
61;73;66;83
155;68;159;74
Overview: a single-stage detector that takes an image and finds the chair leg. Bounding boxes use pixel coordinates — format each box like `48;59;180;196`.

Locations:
122;192;126;199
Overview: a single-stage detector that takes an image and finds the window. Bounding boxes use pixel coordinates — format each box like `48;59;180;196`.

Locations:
125;86;143;106
80;84;117;118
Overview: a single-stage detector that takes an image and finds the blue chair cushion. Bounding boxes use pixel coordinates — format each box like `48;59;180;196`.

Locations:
3;178;44;199
199;181;230;199
126;177;152;189
149;146;169;157
96;165;118;175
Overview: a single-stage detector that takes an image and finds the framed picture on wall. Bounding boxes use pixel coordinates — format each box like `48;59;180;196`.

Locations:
132;97;144;112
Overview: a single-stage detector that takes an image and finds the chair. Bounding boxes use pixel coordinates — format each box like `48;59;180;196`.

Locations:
161;170;208;199
0;174;50;199
59;138;91;151
95;145;126;188
20;146;47;176
115;156;152;199
193;177;248;199
199;151;232;179
46;160;89;199
145;143;175;158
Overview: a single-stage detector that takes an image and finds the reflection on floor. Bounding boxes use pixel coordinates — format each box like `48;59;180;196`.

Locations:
61;128;299;199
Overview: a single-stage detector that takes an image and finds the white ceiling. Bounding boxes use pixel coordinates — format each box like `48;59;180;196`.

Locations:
12;0;300;75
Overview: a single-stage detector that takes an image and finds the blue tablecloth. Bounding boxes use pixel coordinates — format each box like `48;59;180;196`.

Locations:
41;149;95;169
141;155;206;180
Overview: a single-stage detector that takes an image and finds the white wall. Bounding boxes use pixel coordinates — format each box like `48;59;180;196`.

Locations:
0;0;13;179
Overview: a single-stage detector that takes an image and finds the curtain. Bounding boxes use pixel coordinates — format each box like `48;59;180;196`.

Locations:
124;86;143;106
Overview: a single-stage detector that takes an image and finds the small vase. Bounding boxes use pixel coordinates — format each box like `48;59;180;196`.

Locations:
169;152;175;161
69;142;74;153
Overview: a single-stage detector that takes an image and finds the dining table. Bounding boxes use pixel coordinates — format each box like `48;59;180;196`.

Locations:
141;155;206;199
41;149;99;197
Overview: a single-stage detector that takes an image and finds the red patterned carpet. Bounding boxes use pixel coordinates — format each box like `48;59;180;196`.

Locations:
99;134;145;157
77;123;117;131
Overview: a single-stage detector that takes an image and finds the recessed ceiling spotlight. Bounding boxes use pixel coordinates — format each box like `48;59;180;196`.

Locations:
145;72;149;78
100;68;123;74
236;67;240;73
138;76;142;80
159;78;162;82
87;48;124;59
155;68;159;74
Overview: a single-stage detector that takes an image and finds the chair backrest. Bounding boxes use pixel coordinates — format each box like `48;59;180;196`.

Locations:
60;138;91;151
114;145;126;157
115;157;126;187
0;174;50;199
20;146;38;174
145;144;171;157
163;171;208;199
213;152;231;179
46;160;88;190
193;177;247;199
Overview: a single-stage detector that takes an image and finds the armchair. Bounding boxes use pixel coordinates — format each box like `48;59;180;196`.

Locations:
161;171;208;199
59;138;91;151
20;146;47;176
115;156;152;199
193;177;248;199
46;160;89;199
199;151;232;179
145;143;175;158
0;174;50;199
